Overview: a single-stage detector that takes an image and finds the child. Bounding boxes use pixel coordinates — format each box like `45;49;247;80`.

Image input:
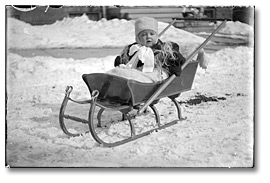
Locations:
107;16;186;83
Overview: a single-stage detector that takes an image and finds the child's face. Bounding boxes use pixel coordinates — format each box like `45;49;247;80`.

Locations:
137;30;158;47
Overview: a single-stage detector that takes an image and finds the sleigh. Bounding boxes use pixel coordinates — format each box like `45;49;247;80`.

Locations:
59;20;226;147
59;61;198;147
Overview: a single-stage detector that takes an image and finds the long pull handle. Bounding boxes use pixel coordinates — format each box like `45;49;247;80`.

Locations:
138;20;227;114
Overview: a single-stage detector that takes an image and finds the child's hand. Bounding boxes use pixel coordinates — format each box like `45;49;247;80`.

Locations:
197;49;208;70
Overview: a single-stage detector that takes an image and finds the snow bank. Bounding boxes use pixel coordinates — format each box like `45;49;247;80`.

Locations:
7;15;207;49
7;53;116;103
219;21;254;36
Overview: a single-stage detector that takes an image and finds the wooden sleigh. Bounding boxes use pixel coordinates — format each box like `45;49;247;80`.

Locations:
59;20;226;147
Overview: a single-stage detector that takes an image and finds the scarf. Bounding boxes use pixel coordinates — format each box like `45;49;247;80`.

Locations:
125;44;155;73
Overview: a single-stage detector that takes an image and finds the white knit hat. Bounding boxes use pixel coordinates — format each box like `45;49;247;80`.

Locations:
135;17;158;37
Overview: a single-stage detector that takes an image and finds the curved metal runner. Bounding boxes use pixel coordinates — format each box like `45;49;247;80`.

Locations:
59;86;184;147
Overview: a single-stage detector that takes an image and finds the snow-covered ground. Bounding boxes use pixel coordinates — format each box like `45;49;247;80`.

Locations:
6;15;254;167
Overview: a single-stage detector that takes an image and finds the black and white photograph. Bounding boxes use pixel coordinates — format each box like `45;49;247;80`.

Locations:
5;5;255;168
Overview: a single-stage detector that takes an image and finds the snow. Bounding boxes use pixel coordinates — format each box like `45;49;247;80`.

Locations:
6;15;254;167
7;15;207;49
218;20;254;36
197;20;254;46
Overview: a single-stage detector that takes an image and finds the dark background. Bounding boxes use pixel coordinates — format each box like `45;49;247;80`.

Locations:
6;5;254;27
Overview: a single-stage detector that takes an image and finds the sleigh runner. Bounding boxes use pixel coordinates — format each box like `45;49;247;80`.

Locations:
59;20;226;147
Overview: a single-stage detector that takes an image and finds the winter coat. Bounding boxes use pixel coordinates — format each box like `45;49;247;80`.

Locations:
114;39;186;76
